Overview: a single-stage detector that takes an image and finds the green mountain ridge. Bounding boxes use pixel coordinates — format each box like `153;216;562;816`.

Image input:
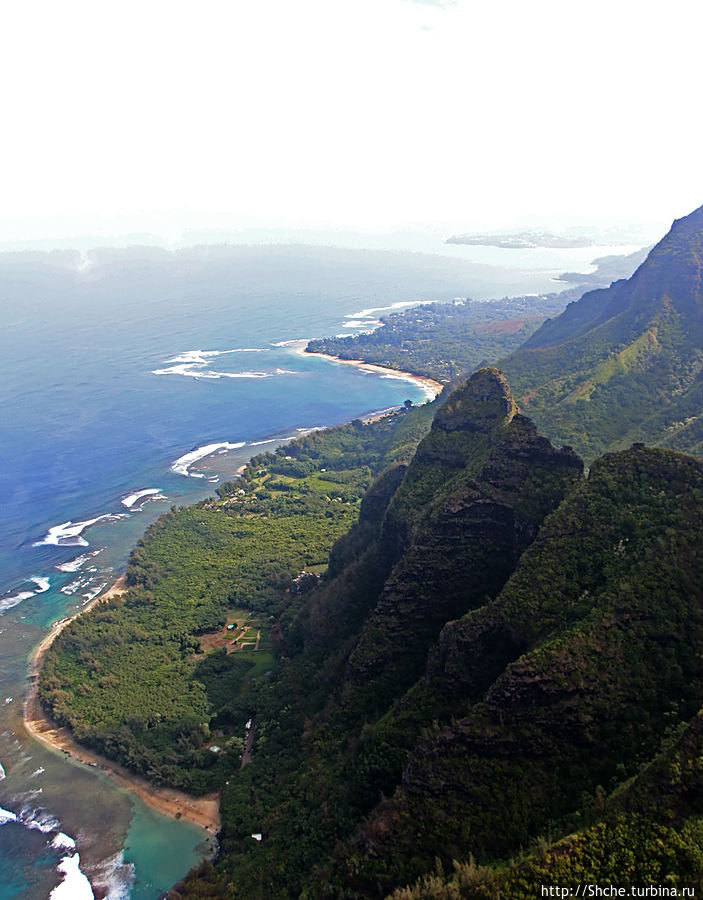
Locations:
341;369;582;720
37;206;703;898
174;365;703;898
502;203;703;461
337;443;703;895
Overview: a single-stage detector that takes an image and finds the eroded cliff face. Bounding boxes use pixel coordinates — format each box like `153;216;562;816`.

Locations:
342;368;583;717
340;445;703;896
501;203;703;461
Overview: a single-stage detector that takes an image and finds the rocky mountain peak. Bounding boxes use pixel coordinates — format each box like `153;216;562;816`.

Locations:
433;366;517;434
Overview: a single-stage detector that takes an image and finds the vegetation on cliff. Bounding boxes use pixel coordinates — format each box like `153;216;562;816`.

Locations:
169;372;703;899
38;403;438;792
39;208;703;898
501;203;703;461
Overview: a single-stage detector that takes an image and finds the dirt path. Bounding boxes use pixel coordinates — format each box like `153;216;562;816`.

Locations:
241;720;256;768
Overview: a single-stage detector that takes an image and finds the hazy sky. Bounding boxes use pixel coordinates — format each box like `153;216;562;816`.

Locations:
2;0;701;243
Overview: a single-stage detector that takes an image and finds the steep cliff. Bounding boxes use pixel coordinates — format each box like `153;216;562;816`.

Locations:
171;375;703;900
338;446;703;895
342;368;582;717
502;203;703;461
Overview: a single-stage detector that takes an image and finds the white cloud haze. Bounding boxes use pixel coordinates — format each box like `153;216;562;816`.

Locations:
1;0;701;242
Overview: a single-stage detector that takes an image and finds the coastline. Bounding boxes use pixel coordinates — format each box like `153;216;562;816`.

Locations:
21;348;441;842
24;575;221;836
286;339;444;401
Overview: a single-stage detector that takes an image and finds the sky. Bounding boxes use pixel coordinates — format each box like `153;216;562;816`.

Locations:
1;0;702;245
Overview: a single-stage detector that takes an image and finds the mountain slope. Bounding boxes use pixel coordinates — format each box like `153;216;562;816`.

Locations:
170;379;703;899
342;369;582;718
501;203;703;461
337;445;703;896
391;709;703;898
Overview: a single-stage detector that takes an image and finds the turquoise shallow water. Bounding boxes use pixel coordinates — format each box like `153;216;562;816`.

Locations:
0;242;593;897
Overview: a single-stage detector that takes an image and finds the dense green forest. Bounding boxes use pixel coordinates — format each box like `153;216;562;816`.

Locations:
502;205;703;462
306;293;575;383
39;208;703;898
168;371;703;899
39;402;439;792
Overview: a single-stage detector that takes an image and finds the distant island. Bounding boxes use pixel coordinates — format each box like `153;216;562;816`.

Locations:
32;206;703;898
446;230;594;248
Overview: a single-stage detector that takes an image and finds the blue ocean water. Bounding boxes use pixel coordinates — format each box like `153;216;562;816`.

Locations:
0;241;597;898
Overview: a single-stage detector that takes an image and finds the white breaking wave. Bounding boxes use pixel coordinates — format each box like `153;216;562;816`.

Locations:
0;803;93;898
0;576;52;614
88;850;135;900
34;515;125;548
21;808;60;833
213;369;290;378
165;348;268;364
55;550;102;573
49;853;94;899
0;590;35;613
344;299;439;320
82;583;108;603
171;442;246;477
61;577;87;596
152;346;285;380
153;365;289;379
342;319;381;329
0;806;17;825
121;488;165;509
51;832;76;851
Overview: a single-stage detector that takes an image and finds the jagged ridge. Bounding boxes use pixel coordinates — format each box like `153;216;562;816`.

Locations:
501;203;703;461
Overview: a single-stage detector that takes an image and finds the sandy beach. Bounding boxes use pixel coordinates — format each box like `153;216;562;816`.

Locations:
286;339;444;401
20;347;440;840
24;575;221;835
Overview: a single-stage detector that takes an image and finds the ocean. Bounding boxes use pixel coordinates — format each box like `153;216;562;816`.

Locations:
0;240;630;898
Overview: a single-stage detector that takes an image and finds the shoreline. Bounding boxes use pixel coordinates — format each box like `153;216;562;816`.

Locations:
286;339;444;402
24;575;221;836
21;347;441;840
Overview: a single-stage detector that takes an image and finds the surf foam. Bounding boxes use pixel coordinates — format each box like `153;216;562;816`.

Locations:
55;550;102;573
82;583;108;603
0;590;36;613
34;515;125;548
152;347;282;380
121;488;164;509
0;806;17;825
49;852;94;899
87;850;135;900
51;832;76;851
171;442;246;477
0;805;93;897
153;365;289;379
0;576;52;613
344;299;439;320
21;808;60;833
